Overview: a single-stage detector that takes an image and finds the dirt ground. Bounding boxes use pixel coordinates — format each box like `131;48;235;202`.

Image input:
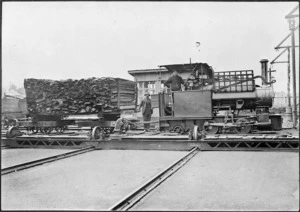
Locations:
132;151;299;211
1;150;186;210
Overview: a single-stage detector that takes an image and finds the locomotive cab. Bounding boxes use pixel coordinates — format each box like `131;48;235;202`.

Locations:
158;63;215;133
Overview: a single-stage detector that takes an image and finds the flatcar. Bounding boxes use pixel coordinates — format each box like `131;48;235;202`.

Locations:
5;78;137;139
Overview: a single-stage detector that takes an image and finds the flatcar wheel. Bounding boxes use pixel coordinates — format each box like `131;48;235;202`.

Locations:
91;126;101;140
172;125;185;134
31;127;39;134
43;127;52;134
6;126;20;138
203;121;219;134
55;127;65;133
235;118;252;134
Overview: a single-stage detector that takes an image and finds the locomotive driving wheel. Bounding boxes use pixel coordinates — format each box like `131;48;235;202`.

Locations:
203;121;219;134
193;125;199;140
235;118;252;134
172;125;185;134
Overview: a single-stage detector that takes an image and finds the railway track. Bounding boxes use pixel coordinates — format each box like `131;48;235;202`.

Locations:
108;147;199;211
1;146;95;175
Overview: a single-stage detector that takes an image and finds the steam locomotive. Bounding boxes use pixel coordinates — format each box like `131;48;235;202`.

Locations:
157;61;282;137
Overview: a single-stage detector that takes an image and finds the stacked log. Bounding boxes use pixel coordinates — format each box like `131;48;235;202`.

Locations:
24;77;136;115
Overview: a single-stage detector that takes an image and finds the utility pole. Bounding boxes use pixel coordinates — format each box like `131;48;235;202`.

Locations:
287;48;291;108
288;18;298;127
271;5;299;125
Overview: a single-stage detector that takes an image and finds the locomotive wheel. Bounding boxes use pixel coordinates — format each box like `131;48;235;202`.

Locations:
193;125;199;140
203;121;219;134
235;118;252;134
6;126;20;138
172;125;185;134
91;126;101;140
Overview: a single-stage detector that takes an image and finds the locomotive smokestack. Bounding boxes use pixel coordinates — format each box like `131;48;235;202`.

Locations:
260;59;269;85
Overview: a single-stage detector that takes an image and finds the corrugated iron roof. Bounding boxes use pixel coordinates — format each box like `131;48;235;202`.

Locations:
128;68;168;76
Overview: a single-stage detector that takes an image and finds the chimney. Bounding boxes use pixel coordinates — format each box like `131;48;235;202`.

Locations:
260;59;269;85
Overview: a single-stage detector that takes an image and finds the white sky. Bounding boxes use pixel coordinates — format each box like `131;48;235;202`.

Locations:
2;1;299;93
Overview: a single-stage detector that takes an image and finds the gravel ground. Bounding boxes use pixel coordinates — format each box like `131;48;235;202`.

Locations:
1;150;186;210
132;151;299;211
1;149;73;168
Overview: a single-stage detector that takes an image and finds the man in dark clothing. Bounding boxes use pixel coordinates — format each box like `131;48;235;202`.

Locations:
138;93;152;131
164;70;185;91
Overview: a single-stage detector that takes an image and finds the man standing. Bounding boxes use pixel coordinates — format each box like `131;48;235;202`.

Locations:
164;70;185;91
138;93;152;131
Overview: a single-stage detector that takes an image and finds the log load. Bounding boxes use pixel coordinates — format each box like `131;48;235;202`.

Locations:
24;77;137;115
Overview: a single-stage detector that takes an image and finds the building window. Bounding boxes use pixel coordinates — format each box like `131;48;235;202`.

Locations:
137;81;156;104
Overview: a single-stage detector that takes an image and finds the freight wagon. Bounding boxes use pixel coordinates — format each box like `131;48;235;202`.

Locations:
6;77;137;138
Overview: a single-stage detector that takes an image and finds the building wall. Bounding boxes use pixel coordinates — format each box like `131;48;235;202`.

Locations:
133;72;190;105
131;70;190;118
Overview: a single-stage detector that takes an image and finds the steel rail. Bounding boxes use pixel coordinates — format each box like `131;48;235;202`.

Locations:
1;146;95;175
108;147;199;211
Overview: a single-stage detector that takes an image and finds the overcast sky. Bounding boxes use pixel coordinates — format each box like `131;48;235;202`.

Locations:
2;1;299;93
